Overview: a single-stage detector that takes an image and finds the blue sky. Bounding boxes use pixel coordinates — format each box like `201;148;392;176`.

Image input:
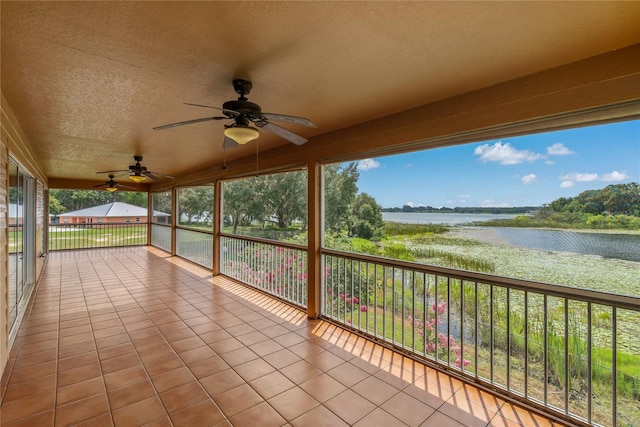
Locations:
351;120;640;208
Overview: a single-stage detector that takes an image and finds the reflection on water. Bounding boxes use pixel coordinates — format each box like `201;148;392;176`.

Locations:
493;228;640;262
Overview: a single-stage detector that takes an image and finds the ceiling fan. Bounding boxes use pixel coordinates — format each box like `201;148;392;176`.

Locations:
153;79;317;147
93;175;134;192
96;155;175;183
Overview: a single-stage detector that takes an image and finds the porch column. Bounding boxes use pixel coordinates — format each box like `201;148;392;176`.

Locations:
307;161;321;318
212;180;221;275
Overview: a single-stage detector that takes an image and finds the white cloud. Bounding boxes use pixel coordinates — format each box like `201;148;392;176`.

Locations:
602;171;628;181
560;172;599;182
547;143;574;156
560;180;574;188
405;201;424;208
521;173;537;184
474;142;543;165
357;158;380;171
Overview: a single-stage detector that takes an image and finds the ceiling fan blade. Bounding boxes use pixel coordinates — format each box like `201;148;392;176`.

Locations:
144;171;175;180
143;171;176;179
260;113;316;128
223;136;239;149
261;122;308;145
153;116;227;130
96;169;129;174
93;183;106;188
184;103;240;117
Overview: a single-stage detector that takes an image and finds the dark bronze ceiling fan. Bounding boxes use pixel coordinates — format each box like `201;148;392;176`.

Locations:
96;155;174;183
153;79;316;147
93;174;134;192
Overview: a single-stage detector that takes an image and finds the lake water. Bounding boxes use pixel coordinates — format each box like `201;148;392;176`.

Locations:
382;212;640;262
382;212;519;225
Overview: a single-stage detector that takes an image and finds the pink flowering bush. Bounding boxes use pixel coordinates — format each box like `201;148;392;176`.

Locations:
407;301;471;369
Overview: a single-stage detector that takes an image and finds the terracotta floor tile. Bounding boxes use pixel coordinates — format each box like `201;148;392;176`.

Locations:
54;393;110;427
58;351;99;372
12;349;57;369
290;404;349;427
58;340;97;359
419;411;465;427
95;333;131;350
218;347;259;367
215;383;265;417
162;327;197;342
268;386;319;421
57;361;102;387
325;389;377;425
57;377;105;406
59;331;95;348
143;353;185;377
103;365;148;390
234;358;276;382
200;369;245;397
158;381;209;413
100;352;142;374
280;360;323;384
151;366;195;393
354;407;409;427
178;344;216;364
107;378;156;410
381;391;437;426
273;332;307;348
208;337;245;354
300;373;348;403
93;325;127;339
229;401;287;427
200;329;233;344
169;399;226;427
187;355;229;379
3;373;56;403
262;348;302;369
72;412;114;427
16;338;58;356
111;396;167;427
248;370;296;400
97;342;136;361
137;343;177;363
0;409;54;427
326;361;370;387
7;360;56;383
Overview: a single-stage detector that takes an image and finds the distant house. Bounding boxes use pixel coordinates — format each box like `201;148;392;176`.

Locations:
55;202;169;225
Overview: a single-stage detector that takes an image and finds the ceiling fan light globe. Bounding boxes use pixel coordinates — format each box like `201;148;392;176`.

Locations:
224;125;259;145
106;186;118;192
129;174;146;183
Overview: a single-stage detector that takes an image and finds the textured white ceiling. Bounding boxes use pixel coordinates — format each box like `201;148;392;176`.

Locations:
2;1;639;183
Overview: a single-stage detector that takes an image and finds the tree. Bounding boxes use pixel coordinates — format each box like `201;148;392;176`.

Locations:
222;179;265;233
348;193;384;240
48;194;66;216
323;163;359;233
178;187;213;226
258;171;307;229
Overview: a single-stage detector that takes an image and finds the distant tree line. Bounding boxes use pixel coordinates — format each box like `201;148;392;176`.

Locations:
383;205;537;214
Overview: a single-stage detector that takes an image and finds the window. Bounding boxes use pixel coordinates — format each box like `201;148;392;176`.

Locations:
177;186;213;230
222;170;308;242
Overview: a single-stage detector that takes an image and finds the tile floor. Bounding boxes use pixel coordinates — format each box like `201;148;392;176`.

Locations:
0;247;568;426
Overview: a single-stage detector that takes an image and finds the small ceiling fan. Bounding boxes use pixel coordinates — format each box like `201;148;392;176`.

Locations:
96;155;175;183
153;79;316;147
93;175;134;192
